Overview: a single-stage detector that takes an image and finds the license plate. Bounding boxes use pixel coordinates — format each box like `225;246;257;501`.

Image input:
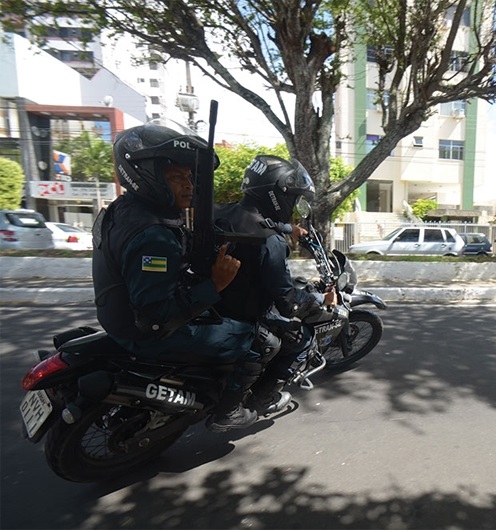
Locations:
20;390;54;439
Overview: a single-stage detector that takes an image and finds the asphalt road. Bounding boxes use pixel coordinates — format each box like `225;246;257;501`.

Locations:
1;303;496;530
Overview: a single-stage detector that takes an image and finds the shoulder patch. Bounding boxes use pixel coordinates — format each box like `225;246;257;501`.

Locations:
142;255;167;272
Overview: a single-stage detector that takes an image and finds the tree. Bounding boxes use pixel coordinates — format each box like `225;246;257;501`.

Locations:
3;0;495;241
54;131;114;182
0;157;24;209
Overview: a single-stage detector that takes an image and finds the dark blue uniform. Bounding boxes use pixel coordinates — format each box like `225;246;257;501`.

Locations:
93;194;255;368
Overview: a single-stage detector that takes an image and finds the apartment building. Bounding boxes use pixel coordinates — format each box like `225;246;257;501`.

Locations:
334;16;494;223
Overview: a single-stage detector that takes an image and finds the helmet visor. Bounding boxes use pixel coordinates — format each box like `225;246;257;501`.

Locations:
286;159;315;200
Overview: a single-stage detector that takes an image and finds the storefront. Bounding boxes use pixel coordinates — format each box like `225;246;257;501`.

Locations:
30;180;117;230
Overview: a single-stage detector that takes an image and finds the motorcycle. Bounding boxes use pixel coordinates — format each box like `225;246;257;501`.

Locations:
19;200;386;483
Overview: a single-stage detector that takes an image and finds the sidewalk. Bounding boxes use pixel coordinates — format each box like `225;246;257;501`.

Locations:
1;257;495;305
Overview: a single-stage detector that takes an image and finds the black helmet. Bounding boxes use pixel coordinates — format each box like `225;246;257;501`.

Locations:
241;155;315;223
113;122;219;208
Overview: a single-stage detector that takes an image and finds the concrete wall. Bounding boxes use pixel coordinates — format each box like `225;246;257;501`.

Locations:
1;257;495;283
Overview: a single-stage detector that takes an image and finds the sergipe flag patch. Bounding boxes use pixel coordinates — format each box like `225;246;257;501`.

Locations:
142;256;167;272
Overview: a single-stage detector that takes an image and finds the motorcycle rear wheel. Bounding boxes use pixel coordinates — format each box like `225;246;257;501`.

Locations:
45;403;188;482
322;309;383;371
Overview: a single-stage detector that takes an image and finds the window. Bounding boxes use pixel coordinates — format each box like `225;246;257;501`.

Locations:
367;89;389;110
445;231;456;243
439;140;464;160
150;79;159;87
58;50;94;62
150;96;160;105
367;45;394;63
366;134;381;154
366;135;394;156
149;62;158;70
396;229;420;243
440;100;466;116
413;136;423;147
444;5;471;27
137;78;145;83
151;113;160;120
449;51;468;72
423;229;444;243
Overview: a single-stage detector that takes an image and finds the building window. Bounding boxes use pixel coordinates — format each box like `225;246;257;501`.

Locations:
149;62;158;70
367;45;394;63
150;79;159;88
150;96;160;105
444;5;471;27
366;134;381;153
57;50;94;62
366;134;394;156
440;100;466;117
439;140;464;160
58;27;93;39
366;89;389;111
151;113;160;120
448;51;468;72
137;78;145;83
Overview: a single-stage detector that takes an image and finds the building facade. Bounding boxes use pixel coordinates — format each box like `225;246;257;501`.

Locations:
333;15;494;223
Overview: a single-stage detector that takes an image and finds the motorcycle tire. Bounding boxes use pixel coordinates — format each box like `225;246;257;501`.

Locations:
322;309;383;371
45;403;188;482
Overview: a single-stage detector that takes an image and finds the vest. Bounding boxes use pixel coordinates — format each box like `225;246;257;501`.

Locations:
92;194;187;341
213;202;278;322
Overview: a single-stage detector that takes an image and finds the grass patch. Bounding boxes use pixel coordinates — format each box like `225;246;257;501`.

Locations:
2;249;495;263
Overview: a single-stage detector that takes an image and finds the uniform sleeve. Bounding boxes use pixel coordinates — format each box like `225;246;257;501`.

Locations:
260;233;323;318
121;225;220;325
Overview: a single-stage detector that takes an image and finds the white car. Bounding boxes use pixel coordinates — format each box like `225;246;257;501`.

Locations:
0;209;54;250
349;226;465;257
45;222;93;251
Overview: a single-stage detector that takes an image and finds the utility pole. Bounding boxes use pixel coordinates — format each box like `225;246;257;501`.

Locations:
176;61;200;132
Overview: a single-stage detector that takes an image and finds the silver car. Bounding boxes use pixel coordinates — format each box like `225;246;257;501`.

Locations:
349;226;464;257
0;209;54;250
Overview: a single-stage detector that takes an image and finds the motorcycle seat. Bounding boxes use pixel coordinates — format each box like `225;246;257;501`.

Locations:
58;330;236;367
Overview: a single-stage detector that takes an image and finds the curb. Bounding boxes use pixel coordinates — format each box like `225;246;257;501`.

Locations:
1;257;496;304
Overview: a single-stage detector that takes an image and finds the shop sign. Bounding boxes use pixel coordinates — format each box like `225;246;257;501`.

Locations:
30;181;116;200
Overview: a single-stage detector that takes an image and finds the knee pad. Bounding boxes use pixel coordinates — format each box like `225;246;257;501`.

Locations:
252;324;281;364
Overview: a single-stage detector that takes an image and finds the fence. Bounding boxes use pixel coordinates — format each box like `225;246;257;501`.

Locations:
329;221;496;254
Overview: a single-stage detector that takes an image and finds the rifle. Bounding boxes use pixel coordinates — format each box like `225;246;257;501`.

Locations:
190;100;265;277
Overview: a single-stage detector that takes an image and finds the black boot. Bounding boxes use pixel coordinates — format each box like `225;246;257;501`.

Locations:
247;377;292;416
206;390;258;433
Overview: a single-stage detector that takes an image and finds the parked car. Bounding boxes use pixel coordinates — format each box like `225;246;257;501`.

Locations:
0;209;54;250
45;222;93;251
348;226;465;257
460;233;493;256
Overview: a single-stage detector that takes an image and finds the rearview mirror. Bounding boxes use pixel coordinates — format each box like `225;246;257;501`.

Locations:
296;197;311;219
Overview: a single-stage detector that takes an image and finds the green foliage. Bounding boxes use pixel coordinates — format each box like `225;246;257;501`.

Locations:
214;142;355;221
54;131;114;182
410;198;438;220
0;157;24;209
214;143;289;204
329;157;356;221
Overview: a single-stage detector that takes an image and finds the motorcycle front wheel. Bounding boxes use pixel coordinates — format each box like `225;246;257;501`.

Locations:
322;309;383;371
45;403;188;482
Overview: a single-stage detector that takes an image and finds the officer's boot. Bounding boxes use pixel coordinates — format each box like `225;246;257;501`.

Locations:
206;359;264;433
206;388;258;433
246;374;292;416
